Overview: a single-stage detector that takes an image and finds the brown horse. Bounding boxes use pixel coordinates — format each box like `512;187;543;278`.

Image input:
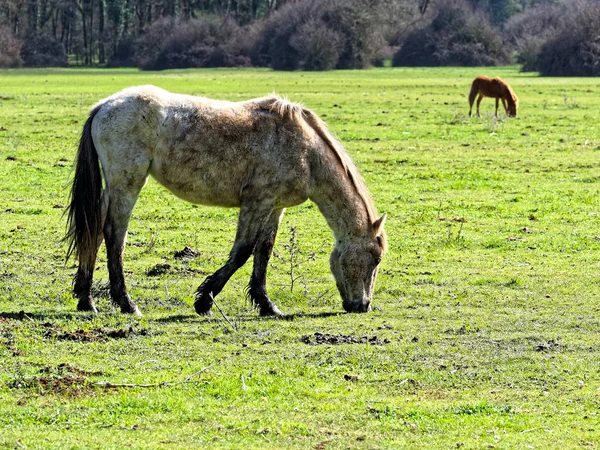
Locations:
468;76;519;118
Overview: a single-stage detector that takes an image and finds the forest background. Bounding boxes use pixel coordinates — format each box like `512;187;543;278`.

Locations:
1;0;600;76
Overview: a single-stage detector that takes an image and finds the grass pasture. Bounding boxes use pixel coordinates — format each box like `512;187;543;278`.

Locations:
0;66;599;449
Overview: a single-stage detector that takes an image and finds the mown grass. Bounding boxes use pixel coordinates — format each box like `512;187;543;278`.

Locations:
0;66;599;449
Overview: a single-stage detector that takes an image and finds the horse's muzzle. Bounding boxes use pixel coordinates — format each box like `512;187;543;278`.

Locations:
342;300;371;313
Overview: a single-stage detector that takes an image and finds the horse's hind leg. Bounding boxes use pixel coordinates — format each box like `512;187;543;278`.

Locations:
73;193;108;312
476;94;483;117
195;202;275;315
102;161;149;315
468;87;478;117
248;209;285;316
495;98;500;117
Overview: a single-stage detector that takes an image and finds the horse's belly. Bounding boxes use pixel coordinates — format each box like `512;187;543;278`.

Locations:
149;162;242;207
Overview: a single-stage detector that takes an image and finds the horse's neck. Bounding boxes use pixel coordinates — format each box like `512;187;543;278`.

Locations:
309;163;371;242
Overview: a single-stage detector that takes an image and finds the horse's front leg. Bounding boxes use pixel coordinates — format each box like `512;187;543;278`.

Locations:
248;209;285;317
501;98;509;115
194;202;275;315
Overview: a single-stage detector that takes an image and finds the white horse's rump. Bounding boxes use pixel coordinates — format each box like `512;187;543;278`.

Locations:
66;85;387;317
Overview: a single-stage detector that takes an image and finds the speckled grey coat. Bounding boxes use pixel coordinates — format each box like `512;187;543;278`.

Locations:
66;85;387;317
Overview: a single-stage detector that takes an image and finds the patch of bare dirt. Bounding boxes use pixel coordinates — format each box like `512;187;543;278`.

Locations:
146;263;171;276
534;339;562;352
174;246;199;260
44;325;149;342
11;363;103;397
301;332;390;345
0;311;34;320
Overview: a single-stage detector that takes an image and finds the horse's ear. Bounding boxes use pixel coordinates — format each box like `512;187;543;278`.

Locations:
372;213;387;236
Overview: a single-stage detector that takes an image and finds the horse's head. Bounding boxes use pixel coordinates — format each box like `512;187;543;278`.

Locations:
330;214;387;313
504;87;519;117
507;100;518;117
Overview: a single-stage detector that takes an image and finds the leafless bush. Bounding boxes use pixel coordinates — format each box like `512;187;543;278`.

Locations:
504;3;571;71
136;16;251;70
20;34;68;67
290;19;343;71
107;36;136;67
252;0;384;71
536;0;600;76
393;0;511;67
0;27;22;68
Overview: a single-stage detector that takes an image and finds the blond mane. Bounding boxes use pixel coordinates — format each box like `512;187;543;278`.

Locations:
497;77;519;106
256;95;387;252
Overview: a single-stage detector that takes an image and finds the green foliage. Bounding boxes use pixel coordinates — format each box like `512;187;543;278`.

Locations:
0;67;599;448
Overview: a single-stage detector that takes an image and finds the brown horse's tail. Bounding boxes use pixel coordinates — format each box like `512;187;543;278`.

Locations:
64;105;103;262
468;79;480;108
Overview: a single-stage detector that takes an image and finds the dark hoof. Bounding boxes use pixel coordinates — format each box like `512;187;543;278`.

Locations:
121;305;142;316
194;285;214;315
194;297;213;315
114;295;142;316
77;298;98;313
194;303;213;316
259;301;283;317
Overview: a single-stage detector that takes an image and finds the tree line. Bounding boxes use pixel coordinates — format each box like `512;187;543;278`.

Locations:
1;0;598;76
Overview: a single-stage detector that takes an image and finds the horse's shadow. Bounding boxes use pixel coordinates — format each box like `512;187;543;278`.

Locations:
0;309;344;324
152;310;343;324
0;310;84;322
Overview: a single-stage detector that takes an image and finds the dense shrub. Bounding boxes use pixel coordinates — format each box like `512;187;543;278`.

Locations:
0;27;22;68
392;0;511;67
536;1;600;76
252;0;384;71
20;34;67;67
290;19;343;71
107;36;136;67
504;4;570;72
136;16;251;70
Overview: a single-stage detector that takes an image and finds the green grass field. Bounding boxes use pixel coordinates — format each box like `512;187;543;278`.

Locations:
0;66;599;449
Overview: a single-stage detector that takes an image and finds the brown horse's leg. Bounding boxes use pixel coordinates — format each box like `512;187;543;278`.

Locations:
476;94;483;117
495;98;500;117
468;86;478;117
501;98;509;115
195;202;275;315
248;209;284;316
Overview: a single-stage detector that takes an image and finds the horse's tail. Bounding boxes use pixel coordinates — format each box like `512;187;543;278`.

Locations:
468;78;480;106
64;105;103;262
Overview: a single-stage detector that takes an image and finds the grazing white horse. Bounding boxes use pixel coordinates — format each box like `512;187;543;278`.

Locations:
65;85;387;316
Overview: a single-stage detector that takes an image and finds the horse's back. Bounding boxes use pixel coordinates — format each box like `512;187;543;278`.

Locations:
91;86;313;208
